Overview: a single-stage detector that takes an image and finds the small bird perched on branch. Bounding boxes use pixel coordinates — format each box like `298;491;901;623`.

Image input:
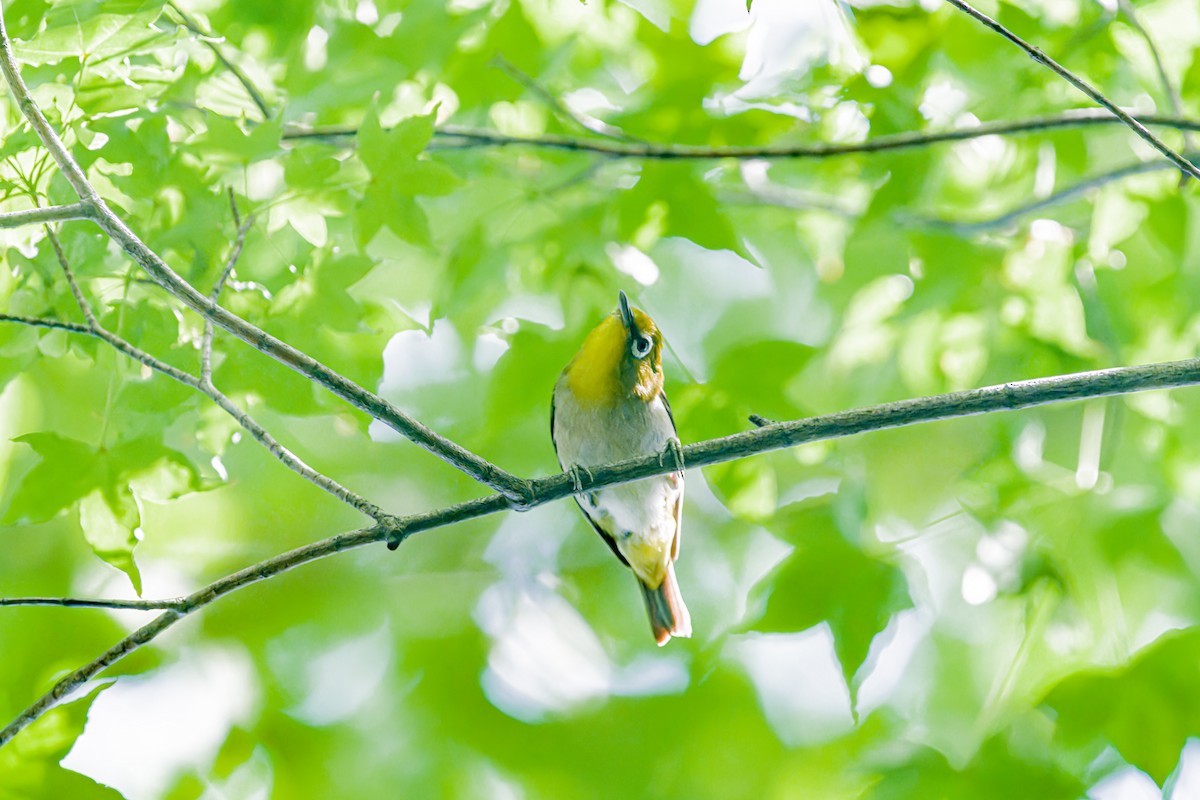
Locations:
551;291;691;645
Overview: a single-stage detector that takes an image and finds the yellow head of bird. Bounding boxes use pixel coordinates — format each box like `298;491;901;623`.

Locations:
564;291;665;407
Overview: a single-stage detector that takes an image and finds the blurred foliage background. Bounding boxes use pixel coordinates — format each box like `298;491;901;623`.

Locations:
2;0;1200;797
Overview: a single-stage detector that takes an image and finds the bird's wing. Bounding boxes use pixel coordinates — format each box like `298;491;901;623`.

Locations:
550;391;559;465
660;388;677;433
659;389;684;562
576;498;631;567
671;480;683;561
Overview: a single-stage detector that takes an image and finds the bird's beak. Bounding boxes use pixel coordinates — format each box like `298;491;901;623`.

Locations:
618;290;636;332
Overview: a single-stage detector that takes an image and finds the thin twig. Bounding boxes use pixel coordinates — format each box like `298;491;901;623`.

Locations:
280;111;1200;160
227;186;241;228
22;235;383;518
721;186;859;217
1115;0;1194;187
0;13;532;505
944;0;1200;180
7;355;1200;745
164;0;270;120
906;157;1179;233
210;195;252;302
1116;0;1191;149
0;201;94;229
46;225;97;328
0;596;188;610
0;313;90;334
201;192;254;385
491;55;637;142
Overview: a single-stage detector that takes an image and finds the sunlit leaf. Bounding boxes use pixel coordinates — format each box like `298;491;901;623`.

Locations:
1043;628;1200;785
744;504;912;686
0;684;121;800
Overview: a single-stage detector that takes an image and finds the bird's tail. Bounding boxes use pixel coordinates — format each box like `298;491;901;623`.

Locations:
640;563;692;646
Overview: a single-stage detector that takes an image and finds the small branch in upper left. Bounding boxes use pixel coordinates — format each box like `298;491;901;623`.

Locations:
1;226;385;519
0;201;94;229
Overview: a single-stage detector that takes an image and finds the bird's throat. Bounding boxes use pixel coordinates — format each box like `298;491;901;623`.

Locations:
566;316;626;407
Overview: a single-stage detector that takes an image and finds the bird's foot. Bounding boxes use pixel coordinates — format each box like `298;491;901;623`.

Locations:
658;438;685;473
567;464;593;494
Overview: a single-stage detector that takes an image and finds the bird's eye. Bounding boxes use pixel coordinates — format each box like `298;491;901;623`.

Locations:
631;335;652;359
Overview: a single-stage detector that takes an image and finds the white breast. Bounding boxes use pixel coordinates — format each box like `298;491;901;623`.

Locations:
552;379;683;586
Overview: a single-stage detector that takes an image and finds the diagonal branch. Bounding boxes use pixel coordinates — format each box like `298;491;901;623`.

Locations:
905;156;1180;234
201;190;254;386
6;354;1200;746
0;12;532;505
1115;0;1192;150
1115;0;1195;187
280;111;1200;160
0;522;388;750
211;189;249;301
164;0;270;120
944;0;1200;180
18;234;383;518
46;224;97;327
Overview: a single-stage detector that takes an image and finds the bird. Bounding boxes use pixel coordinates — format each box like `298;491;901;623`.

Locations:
551;290;691;645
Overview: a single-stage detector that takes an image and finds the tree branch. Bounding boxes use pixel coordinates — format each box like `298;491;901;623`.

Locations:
0;312;90;334
0;522;386;749
9;238;384;518
201;191;254;386
0;201;94;229
1115;0;1195;187
46;224;97;328
0;596;188;610
944;0;1200;180
279;111;1200;160
164;0;270;121
0;12;532;505
6;354;1200;746
906;156;1179;234
1116;0;1191;148
491;55;637;142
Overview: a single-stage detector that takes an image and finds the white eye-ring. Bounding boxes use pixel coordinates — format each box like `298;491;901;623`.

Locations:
631;335;652;359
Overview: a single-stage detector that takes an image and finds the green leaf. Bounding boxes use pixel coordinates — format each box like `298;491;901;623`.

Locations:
357;182;431;247
391;108;439;160
745;504;912;686
79;487;142;595
393;160;462;197
355;105;390;175
1043;627;1200;785
357;107;438;173
865;736;1084;800
617;162;742;254
2;433;102;524
16;9;164;65
0;127;42;160
3;432;199;593
355;107;458;245
198;115;283;162
0;684;122;800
